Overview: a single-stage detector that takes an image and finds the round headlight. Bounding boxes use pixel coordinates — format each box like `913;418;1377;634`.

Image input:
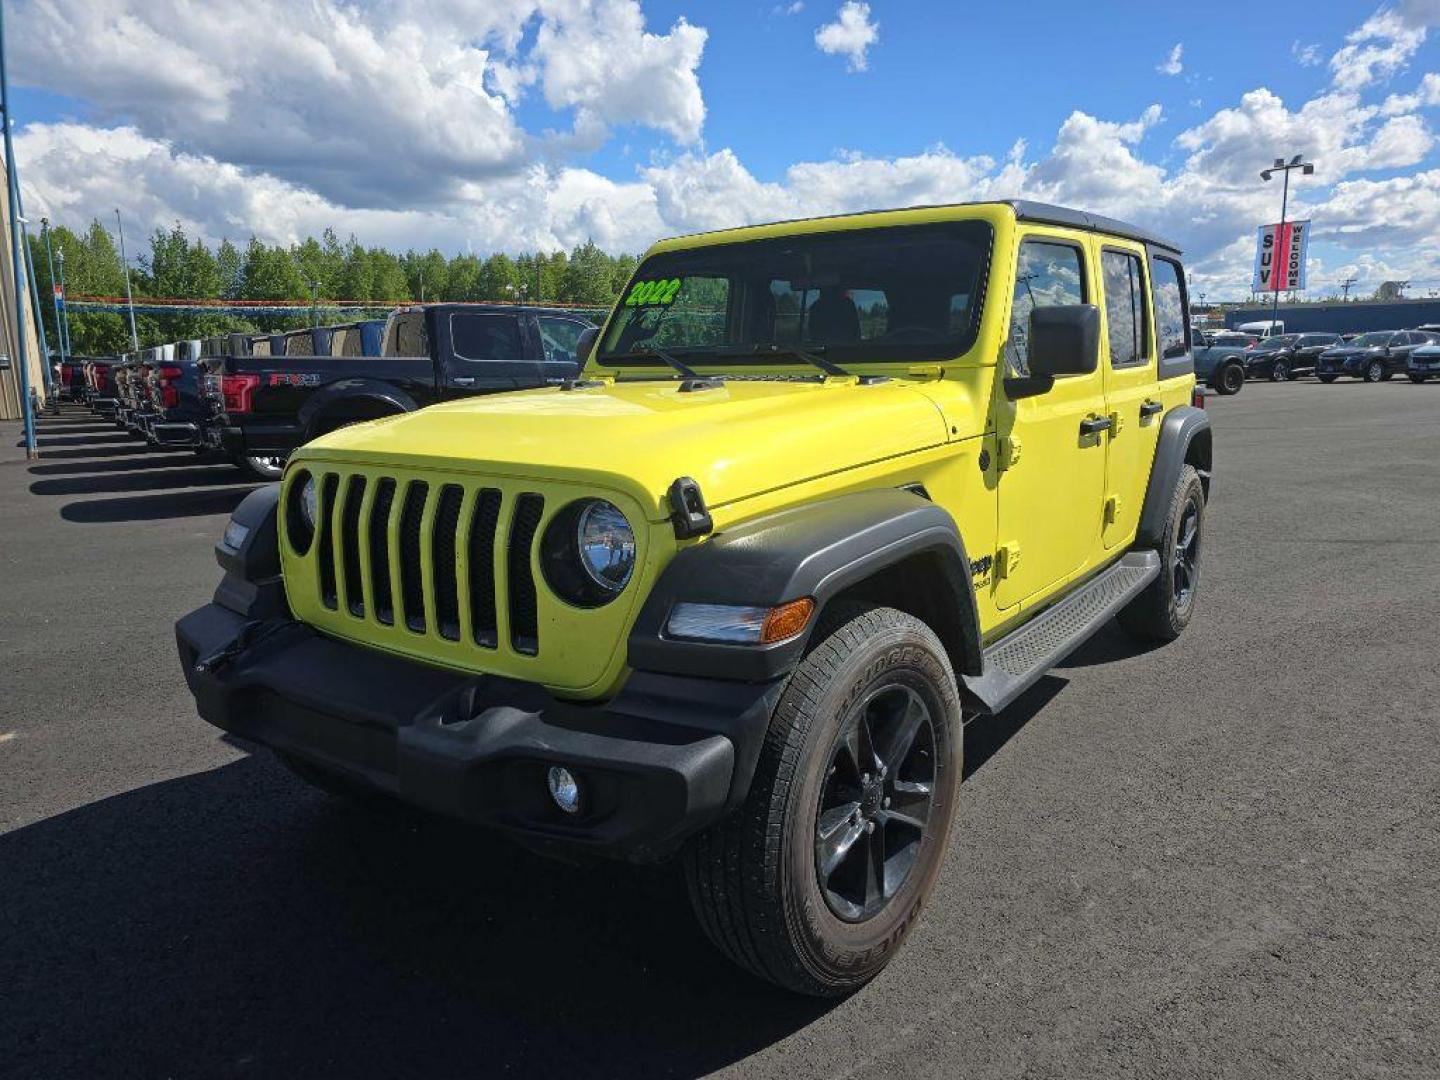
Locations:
540;498;636;608
285;469;316;554
301;475;319;529
577;500;636;591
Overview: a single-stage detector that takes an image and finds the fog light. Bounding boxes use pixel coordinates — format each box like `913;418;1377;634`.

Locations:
547;766;582;814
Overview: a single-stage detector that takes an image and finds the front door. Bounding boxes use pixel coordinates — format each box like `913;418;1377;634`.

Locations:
1098;243;1162;548
995;233;1109;610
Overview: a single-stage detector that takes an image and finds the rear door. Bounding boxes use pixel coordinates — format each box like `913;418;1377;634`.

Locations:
441;310;534;397
1098;242;1162;549
995;232;1109;610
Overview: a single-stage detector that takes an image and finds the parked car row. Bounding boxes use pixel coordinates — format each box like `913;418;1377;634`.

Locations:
1191;327;1440;395
69;304;598;479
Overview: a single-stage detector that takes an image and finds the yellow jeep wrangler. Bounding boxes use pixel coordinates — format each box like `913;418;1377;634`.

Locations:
177;200;1211;995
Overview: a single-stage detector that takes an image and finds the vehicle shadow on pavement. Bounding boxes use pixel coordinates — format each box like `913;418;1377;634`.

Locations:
1;755;832;1079
963;675;1066;779
1056;620;1166;668
60;486;258;523
32;466;249;497
28;454;229;476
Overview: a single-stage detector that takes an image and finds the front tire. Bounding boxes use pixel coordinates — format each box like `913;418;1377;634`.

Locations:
233;453;286;481
1270;358;1290;382
1118;465;1205;643
684;606;963;996
1214;362;1244;396
1364;360;1385;383
1410;374;1428;384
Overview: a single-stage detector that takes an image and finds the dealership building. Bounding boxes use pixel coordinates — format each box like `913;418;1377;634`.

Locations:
1225;297;1440;335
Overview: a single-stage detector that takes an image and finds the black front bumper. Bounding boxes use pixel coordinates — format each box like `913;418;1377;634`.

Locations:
176;603;783;861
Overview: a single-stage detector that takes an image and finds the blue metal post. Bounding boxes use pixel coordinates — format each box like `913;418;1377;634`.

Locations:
0;1;37;455
56;246;71;356
21;219;52;397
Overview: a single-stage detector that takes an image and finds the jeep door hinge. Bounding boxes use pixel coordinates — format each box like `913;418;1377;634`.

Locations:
1109;410;1124;435
996;543;1020;579
998;435;1022;471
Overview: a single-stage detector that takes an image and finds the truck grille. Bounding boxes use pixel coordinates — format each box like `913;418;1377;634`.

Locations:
297;468;549;659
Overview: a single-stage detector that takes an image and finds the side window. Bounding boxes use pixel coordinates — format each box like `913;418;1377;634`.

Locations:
1101;249;1149;367
451;313;523;364
1008;239;1086;376
1149;256;1189;360
537;317;590;363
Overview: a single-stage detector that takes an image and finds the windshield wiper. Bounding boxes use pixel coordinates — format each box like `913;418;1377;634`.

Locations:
604;345;708;380
753;344;853;379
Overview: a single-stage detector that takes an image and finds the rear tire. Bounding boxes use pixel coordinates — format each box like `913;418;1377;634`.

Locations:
1118;465;1204;643
684;605;963;996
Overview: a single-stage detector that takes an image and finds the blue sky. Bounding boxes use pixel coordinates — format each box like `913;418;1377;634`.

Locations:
9;1;1440;299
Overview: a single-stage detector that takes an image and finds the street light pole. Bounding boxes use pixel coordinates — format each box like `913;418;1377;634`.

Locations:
41;218;65;371
1260;154;1315;336
55;247;72;357
114;207;139;350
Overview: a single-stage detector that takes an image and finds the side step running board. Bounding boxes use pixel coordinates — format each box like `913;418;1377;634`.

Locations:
963;550;1161;716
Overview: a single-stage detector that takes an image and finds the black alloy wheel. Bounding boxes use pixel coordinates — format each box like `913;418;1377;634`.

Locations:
1172;499;1200;615
1218;362;1244;395
815;684;937;922
1271;358;1290;382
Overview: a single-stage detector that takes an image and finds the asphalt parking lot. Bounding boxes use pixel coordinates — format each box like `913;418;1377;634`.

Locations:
3;383;1438;1079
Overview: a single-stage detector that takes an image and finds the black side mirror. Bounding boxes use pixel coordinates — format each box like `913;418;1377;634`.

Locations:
1007;304;1100;399
575;326;599;364
1030;304;1100;376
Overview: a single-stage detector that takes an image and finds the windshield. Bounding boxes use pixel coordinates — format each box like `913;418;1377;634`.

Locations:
1352;332;1393;347
598;221;993;367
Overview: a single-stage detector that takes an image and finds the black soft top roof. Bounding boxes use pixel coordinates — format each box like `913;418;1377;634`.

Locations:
1006;200;1181;255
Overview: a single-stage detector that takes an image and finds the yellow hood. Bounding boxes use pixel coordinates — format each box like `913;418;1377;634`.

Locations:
297;377;951;520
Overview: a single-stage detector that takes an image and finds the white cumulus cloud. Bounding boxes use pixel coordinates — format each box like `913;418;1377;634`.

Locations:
1157;43;1184;76
815;1;879;73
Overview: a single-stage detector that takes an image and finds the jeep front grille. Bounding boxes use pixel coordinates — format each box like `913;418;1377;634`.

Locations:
300;468;547;658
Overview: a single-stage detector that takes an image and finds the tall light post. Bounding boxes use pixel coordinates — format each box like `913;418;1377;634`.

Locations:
55;246;71;357
114;207;139;350
41;218;66;370
1260;154;1315;336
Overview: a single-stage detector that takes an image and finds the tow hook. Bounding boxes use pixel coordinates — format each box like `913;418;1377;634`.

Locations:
193;620;286;675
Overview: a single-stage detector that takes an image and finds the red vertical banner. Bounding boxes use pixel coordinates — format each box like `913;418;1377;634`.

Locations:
1252;220;1311;293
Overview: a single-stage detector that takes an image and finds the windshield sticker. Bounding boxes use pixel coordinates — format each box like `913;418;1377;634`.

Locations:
624;278;683;307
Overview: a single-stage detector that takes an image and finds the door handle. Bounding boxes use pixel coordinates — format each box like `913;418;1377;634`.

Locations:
1139;400;1164;419
1079;414;1113;437
452;377;476;386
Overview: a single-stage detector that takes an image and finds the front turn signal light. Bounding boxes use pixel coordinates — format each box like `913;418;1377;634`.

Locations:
667;597;816;645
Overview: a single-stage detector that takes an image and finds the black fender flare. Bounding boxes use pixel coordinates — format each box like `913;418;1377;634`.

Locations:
1136;405;1212;546
212;483;289;619
627;487;983;684
298;379;416;439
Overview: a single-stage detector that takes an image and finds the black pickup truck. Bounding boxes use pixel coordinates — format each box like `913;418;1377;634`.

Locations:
203;305;595;479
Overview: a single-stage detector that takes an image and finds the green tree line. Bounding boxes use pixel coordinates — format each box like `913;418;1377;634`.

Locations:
28;220;640;356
